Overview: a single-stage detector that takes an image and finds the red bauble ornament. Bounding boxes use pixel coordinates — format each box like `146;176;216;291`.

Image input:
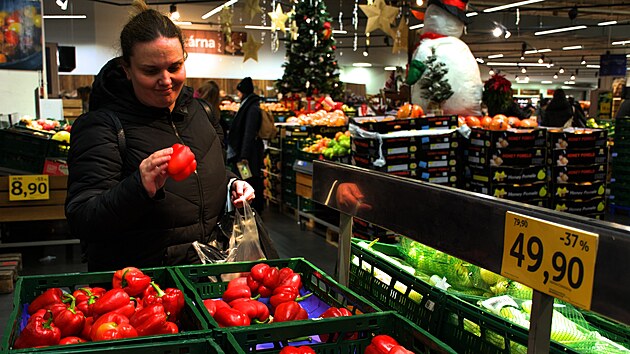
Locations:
323;21;331;29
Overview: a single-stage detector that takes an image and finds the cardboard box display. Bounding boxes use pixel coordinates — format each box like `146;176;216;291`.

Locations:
550;197;607;215
351;115;458;133
466;145;546;167
469;127;546;150
468;164;548;185
467;181;549;201
552;164;607;184
546;128;607;150
550;147;608;166
351;150;457;168
352;132;459;156
550;181;606;200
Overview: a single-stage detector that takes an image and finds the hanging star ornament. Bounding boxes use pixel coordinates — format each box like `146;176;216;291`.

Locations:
243;0;263;21
220;6;233;44
268;4;289;32
290;20;299;41
359;0;398;38
242;33;262;62
392;18;408;54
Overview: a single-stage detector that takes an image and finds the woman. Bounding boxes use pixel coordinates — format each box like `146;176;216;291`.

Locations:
227;77;265;213
197;80;230;143
65;0;254;271
543;89;574;127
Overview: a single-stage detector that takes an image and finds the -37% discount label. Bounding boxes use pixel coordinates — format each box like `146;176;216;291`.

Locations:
8;175;50;201
501;211;599;310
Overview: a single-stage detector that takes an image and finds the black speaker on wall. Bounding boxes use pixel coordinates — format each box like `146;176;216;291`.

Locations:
58;46;76;72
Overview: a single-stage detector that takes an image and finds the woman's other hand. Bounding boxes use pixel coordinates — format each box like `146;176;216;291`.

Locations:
140;147;172;198
231;180;255;208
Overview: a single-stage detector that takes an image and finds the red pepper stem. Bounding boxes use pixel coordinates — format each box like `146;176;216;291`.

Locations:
43;310;54;329
252;294;261;300
295;292;313;302
62;293;75;304
79;287;94;297
150;281;165;298
121;269;130;288
367;239;379;248
253;318;270;324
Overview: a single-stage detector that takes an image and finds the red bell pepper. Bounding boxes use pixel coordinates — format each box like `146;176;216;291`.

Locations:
89;312;131;340
227;276;249;289
269;286;312;309
72;287;105;317
364;335;401;354
13;311;61;349
79;317;94;341
222;285;253;304
27;288;63;315
318;307;355;342
129;303;169;337
59;336;87;345
47;302;70;317
52;296;86;338
167;143;197;181
247;263;280;297
156;321;179;334
28;309;48;323
230;298;270;322
142;282;185;321
91;321;138;341
278;268;302;289
91;288;130;317
279;346;316;354
110;297;142;319
273;301;308;322
388;345;414;354
112;267;151;297
203;299;230;316
214;307;251;327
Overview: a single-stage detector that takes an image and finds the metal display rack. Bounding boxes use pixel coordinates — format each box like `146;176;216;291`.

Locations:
311;160;630;353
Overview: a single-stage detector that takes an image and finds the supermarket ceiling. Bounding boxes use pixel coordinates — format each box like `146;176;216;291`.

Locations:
79;0;630;88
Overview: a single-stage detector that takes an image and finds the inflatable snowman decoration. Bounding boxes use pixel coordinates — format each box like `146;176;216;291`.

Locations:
408;0;482;116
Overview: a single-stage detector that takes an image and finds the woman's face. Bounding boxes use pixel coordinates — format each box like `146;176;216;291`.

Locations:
123;36;186;111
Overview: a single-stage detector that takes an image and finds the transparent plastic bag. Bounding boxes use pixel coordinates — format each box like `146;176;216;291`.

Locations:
225;202;266;263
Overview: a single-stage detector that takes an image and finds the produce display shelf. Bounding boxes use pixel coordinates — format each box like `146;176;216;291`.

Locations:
214;311;456;354
21;337;226;354
2;267;209;353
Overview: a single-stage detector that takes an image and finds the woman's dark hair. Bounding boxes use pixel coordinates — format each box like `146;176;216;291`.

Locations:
197;81;221;108
120;0;186;65
553;88;567;101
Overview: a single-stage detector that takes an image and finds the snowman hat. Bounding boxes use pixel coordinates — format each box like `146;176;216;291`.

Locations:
428;0;470;24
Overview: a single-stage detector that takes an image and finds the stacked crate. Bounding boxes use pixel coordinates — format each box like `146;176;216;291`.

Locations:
610;117;630;210
464;128;549;207
547;128;609;219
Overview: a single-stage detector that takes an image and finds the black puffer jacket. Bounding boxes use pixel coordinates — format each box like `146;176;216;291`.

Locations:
227;93;263;177
65;58;232;271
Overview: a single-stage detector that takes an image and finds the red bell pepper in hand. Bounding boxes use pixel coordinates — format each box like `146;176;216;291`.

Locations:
273;301;308;322
113;267;151;297
222;285;253;304
129;303;168;337
13;311;61;349
52;296;86;338
167;143;197;181
279;346;316;354
278;268;302;289
247;263;280;297
319;307;355;342
214;307;251;327
27;288;63;315
364;335;401;354
231;298;270;322
91;288;130;317
203;299;230;316
59;336;86;345
142;282;185;321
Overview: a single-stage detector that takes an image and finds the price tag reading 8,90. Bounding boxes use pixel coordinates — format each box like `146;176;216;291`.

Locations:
501;211;599;310
8;175;50;201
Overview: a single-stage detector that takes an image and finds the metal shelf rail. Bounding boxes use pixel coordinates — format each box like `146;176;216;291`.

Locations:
311;160;630;353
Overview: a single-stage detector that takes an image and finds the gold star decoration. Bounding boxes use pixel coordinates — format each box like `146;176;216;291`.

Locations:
289;20;299;41
243;0;263;21
359;0;399;38
220;6;233;44
392;18;408;54
268;3;289;32
242;32;262;62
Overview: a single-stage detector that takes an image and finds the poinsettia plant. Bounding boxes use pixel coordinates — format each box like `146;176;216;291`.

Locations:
483;74;513;116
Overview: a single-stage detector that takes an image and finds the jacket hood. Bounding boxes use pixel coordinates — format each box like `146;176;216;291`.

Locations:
89;57;194;121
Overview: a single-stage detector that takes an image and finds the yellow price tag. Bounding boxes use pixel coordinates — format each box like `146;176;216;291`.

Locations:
8;175;50;201
501;211;599;310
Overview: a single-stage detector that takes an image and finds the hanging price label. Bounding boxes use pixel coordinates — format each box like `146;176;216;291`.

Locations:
501;211;599;310
8;175;50;201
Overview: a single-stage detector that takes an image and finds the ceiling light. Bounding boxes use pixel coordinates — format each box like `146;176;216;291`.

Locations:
486;62;554;67
416;0;424;6
520;54;525;60
612;40;630;46
504;30;511;39
538;55;544;64
627;54;630;58
541;81;553;84
409;24;424;30
43;15;87;19
384;66;397;71
492;26;503;37
202;0;238;19
476;57;485;64
333;30;347;34
586;64;600;69
598;21;617;26
535;25;587;36
559;67;565;73
466;12;478;17
362;47;369;56
521;67;527;73
524;48;551;54
483;0;544;13
570;73;576;80
353;63;372;67
169;4;180;21
564;81;575;85
515;75;520;80
562;45;583;50
488;54;504;59
580;56;586;65
173;21;192;26
489;68;495;75
553;73;558;79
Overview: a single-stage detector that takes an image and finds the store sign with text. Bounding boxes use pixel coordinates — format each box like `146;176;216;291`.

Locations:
182;30;246;56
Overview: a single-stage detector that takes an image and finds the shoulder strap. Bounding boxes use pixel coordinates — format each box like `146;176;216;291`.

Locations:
197;98;227;157
100;109;126;160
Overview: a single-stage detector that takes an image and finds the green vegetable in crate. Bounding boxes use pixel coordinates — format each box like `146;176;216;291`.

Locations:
499;306;530;328
443;259;475;289
490;280;532;299
479;268;506;287
550;310;588;344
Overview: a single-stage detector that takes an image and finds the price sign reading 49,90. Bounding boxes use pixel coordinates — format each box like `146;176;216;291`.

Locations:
8;175;50;201
501;211;599;310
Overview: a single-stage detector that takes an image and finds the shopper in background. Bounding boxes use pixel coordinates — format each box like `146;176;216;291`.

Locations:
616;87;630;119
65;0;255;271
542;89;574;127
568;96;586;127
536;98;550;125
227;77;265;213
197;80;230;144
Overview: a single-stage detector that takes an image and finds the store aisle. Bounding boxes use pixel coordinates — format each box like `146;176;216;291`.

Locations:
0;206;338;339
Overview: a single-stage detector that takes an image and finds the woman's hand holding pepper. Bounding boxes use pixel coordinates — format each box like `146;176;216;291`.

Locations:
139;147;172;198
231;180;255;208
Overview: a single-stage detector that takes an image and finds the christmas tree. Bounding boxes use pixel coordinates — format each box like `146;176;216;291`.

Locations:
419;48;454;105
275;0;343;100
